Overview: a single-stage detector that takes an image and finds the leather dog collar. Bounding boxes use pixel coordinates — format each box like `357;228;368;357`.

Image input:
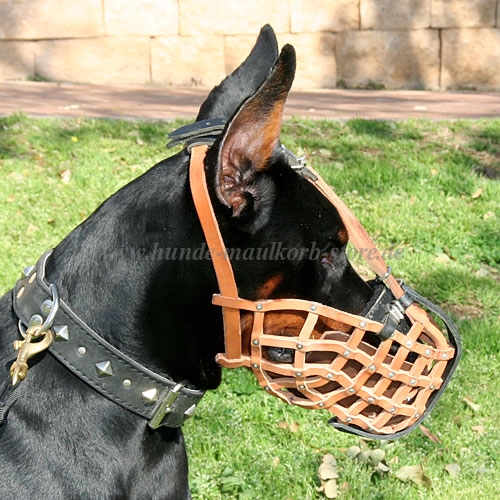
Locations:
12;250;204;429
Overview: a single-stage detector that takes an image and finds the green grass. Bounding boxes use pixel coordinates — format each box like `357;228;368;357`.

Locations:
1;114;499;499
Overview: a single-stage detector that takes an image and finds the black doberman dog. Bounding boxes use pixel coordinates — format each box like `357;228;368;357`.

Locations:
0;26;374;499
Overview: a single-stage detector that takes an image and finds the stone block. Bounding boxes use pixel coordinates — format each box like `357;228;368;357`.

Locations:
0;0;103;39
225;33;336;89
290;0;359;32
336;30;440;89
441;28;500;89
179;0;289;35
104;0;178;36
431;0;496;28
0;42;34;80
360;0;431;30
151;36;225;86
35;38;151;84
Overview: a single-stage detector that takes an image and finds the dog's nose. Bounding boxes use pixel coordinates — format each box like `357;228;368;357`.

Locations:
263;346;295;363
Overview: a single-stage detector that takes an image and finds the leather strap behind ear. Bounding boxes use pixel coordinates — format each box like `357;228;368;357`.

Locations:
189;146;245;361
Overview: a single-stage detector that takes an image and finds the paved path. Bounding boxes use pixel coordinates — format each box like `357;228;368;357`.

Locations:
0;81;499;121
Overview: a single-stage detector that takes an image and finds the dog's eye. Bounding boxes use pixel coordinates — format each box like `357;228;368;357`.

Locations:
320;238;339;260
320;238;335;254
263;346;295;363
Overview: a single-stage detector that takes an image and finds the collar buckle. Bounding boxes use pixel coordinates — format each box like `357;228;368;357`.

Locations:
149;382;189;429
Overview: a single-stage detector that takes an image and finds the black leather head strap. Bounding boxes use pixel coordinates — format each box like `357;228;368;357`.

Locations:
12;250;205;429
166;118;227;151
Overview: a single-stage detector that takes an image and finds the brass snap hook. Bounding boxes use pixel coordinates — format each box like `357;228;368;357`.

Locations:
10;284;59;386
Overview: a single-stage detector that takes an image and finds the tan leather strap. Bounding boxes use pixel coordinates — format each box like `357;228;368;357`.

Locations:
189;145;244;360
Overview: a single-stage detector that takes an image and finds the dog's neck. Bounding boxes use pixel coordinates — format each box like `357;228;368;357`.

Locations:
43;152;224;391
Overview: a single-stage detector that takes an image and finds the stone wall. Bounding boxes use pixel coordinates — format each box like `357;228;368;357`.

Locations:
1;0;499;90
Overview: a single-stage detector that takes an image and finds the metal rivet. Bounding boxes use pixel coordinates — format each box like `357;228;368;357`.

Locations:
414;413;420;418
252;363;259;369
318;402;324;408
30;314;43;326
95;361;114;378
252;339;259;346
368;364;376;371
122;379;132;388
390;407;396;413
442;353;448;359
256;304;263;311
53;325;69;341
326;373;333;380
359;321;367;328
388;372;395;379
424;348;432;356
346;417;352;423
343;350;350;357
77;346;87;356
405;340;413;348
410;379;417;386
390;332;395;338
295;371;303;377
310;304;317;312
41;299;53;314
16;286;25;299
348;387;355;394
299;384;306;390
297;343;303;349
429;384;435;390
264;386;270;391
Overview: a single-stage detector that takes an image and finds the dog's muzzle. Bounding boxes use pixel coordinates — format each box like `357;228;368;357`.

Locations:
188;144;461;439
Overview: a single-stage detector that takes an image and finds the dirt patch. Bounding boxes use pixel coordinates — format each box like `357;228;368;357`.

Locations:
446;303;484;320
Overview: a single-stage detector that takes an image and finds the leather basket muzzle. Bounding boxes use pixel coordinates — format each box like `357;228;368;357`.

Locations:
214;292;458;438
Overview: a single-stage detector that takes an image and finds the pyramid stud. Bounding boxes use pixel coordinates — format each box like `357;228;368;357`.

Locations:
53;325;69;341
95;361;114;378
22;265;35;278
184;404;196;419
142;388;158;405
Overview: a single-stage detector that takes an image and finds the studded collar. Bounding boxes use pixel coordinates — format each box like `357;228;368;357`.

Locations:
11;250;205;429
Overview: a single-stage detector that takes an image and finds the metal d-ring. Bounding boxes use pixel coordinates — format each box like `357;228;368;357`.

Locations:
19;284;60;337
39;284;60;333
376;266;392;282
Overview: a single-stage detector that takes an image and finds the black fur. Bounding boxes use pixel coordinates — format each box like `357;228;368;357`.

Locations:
0;25;372;499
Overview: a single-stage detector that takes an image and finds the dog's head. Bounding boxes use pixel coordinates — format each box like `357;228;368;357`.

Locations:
181;26;459;438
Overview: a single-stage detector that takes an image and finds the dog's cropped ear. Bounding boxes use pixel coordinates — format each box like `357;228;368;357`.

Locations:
197;24;279;121
215;44;296;218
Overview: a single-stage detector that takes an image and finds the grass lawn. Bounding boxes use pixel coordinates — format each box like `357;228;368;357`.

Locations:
0;114;499;499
